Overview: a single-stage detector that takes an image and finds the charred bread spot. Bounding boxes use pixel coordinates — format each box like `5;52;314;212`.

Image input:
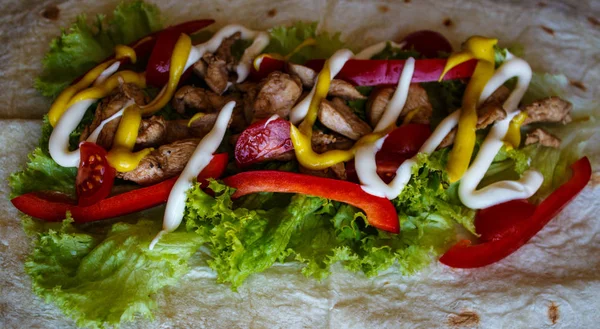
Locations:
41;4;60;20
541;25;555;36
267;8;277;17
548;302;559;324
537;2;547;7
378;5;389;13
447;310;480;328
443;18;454;27
569;80;587;91
588;17;600;27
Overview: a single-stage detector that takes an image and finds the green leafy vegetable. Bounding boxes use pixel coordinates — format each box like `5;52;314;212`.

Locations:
371;42;420;60
35;1;162;97
9;148;77;198
25;216;203;329
421;80;466;127
264;22;347;63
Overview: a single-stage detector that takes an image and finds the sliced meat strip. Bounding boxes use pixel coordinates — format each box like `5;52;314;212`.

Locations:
525;128;561;148
366;84;433;128
248;71;303;121
203;53;230;95
119;139;200;186
288;62;365;100
311;130;354;153
136;116;167;148
522;96;572;125
318;98;372;140
81;83;148;149
172;86;234;114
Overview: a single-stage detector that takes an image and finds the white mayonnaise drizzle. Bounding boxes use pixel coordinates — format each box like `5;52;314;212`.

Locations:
458;55;543;209
183;25;270;85
48;63;124;167
373;57;415;132
355;41;406;60
355;51;543;208
264;114;280;128
149;101;235;250
289;49;354;124
94;61;121;86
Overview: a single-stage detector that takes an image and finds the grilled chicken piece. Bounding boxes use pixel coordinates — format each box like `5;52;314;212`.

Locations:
522;96;572;125
299;162;347;180
172;86;235;114
287;63;365;100
311;130;354;153
81;83;148;149
136;116;168;148
366;84;433;127
525;128;561;148
193;32;240;94
318;98;372;140
119;139;199;186
246;71;303;121
203;53;230;95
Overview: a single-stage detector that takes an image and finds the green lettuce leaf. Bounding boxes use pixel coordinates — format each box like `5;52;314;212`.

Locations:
35;1;162;97
264;22;347;63
25;216;203;329
9;147;77;198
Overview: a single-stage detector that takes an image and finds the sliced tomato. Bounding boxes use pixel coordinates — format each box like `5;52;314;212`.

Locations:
398;30;453;58
346;153;408;183
76;142;116;206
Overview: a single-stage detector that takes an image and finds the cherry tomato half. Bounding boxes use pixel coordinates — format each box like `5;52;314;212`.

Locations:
76;142;116;207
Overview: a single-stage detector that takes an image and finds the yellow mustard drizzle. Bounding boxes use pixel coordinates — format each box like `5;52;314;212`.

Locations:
504;112;527;148
66;71;146;106
140;33;192;115
188;112;206;127
253;38;317;71
290;62;386;170
401;107;422;125
438;36;497;182
106;105;153;172
48;45;137;126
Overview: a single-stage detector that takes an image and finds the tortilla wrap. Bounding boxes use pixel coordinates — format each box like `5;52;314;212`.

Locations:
1;0;599;328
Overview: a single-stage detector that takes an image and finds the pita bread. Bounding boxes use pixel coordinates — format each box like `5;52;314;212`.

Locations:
1;1;599;328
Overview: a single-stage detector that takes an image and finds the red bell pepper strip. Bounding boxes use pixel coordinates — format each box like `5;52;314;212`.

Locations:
303;58;476;86
146;19;215;87
223;170;400;233
439;156;592;268
249;56;286;82
234;117;294;167
475;199;536;243
11;153;228;223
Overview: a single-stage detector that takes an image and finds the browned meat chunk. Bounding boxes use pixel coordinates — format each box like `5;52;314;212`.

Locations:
311;130;354;153
136;116;167;148
247;71;303;121
525;128;561;148
318;98;372;140
203;53;230;95
119;139;199;186
522;97;572;125
366;84;433;127
287;63;365;100
192;33;240;95
172;86;233;114
81;83;148;149
299;162;347;180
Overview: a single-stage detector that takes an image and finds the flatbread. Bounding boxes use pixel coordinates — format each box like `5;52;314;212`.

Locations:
1;1;599;328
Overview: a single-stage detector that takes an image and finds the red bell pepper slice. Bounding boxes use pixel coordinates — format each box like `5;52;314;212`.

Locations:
11;153;228;223
439;156;592;268
303;58;476;86
398;30;453;58
223;170;400;233
249;56;287;81
475;199;536;243
234;117;294;167
146;19;215;87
